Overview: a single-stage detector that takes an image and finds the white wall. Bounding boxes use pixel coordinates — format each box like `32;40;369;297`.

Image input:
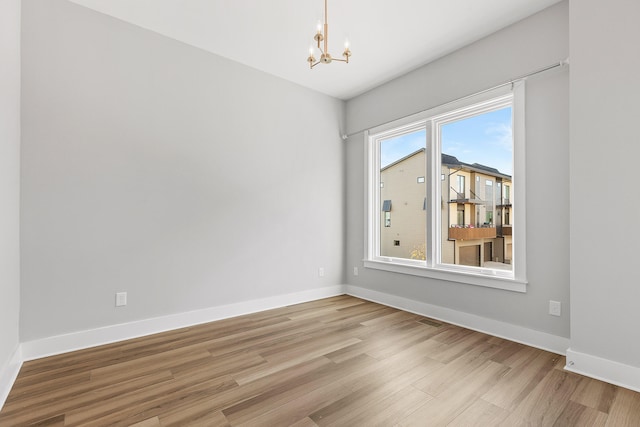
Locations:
345;2;570;341
569;0;640;378
20;0;345;342
0;0;22;405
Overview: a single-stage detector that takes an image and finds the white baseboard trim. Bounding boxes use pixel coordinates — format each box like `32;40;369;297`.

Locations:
21;285;345;362
0;345;22;411
10;285;640;408
565;348;640;393
346;285;569;355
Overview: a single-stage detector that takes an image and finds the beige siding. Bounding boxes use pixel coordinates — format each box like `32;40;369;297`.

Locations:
380;151;426;259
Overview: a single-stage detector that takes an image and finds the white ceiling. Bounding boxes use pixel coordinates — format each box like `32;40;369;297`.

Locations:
68;0;562;100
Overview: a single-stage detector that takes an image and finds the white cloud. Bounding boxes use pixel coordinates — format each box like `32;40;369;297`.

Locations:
486;122;512;152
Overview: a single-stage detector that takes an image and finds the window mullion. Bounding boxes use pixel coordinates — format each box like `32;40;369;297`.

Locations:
425;121;436;268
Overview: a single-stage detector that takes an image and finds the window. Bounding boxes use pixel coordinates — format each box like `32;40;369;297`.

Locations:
456;175;465;198
382;200;392;227
503;184;511;226
484;180;494;224
365;84;526;291
378;127;427;260
456;204;465;226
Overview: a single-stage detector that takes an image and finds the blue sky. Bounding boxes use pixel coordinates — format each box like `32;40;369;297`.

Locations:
380;107;513;175
380;129;426;168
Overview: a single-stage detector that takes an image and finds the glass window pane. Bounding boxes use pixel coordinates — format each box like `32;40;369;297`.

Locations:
440;107;513;270
379;129;426;260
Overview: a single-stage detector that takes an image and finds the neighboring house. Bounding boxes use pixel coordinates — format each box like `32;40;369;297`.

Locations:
441;153;513;269
380;149;427;260
380;149;513;269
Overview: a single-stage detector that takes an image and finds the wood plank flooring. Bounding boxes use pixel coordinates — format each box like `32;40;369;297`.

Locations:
2;295;640;426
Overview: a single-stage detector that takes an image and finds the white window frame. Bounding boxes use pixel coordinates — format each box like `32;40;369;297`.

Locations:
364;83;527;292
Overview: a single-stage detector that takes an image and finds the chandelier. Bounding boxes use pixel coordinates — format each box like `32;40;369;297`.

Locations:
307;0;351;69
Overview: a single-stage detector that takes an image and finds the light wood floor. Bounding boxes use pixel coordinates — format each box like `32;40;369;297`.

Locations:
2;296;640;426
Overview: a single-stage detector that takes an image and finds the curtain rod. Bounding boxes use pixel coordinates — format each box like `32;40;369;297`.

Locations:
342;58;569;140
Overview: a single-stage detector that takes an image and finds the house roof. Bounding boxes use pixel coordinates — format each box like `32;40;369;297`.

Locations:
384;149;511;179
441;153;511;179
381;148;426;172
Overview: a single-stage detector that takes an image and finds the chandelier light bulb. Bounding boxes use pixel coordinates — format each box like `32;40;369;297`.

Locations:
307;45;316;65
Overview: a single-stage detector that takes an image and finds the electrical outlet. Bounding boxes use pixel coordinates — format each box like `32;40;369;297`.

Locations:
318;268;325;277
116;292;127;307
549;300;561;316
353;266;359;276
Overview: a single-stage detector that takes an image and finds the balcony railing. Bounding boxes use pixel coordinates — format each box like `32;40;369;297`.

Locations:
448;226;496;240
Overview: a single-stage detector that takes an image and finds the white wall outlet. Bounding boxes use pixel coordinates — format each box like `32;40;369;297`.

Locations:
318;267;325;277
116;292;127;307
549;300;561;316
353;266;359;276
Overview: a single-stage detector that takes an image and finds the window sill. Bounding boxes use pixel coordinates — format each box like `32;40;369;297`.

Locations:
363;259;527;292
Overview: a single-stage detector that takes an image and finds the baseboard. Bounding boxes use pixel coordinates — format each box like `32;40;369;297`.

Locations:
0;345;22;411
565;348;640;393
21;285;346;362
346;285;569;355
10;285;640;407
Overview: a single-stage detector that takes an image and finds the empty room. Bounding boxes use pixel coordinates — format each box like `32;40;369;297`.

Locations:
1;0;640;425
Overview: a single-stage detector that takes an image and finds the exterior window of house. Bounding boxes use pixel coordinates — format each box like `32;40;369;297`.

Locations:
382;200;392;228
457;204;465;226
365;83;526;291
484;180;494;225
486;211;493;224
457;175;465;199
